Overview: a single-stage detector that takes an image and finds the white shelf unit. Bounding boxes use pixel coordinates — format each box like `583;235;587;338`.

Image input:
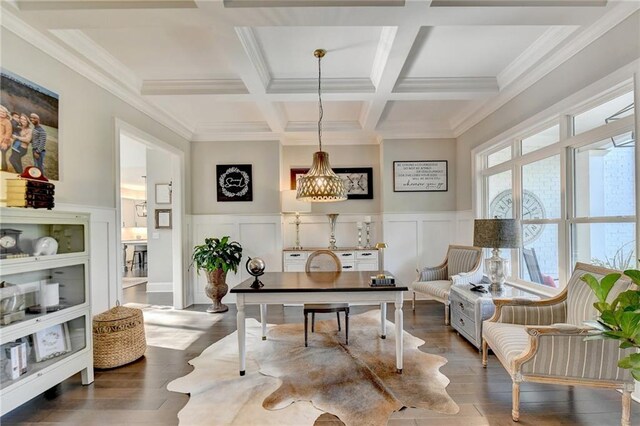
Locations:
0;208;93;416
283;248;379;272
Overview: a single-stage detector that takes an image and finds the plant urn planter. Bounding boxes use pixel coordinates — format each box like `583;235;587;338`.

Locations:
205;269;229;313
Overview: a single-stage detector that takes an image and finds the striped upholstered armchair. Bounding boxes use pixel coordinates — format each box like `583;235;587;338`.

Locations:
410;245;483;324
482;263;636;425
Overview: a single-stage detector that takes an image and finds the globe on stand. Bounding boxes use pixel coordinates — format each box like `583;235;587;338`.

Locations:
246;257;265;289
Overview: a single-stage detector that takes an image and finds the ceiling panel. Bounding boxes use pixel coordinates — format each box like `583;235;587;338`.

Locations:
83;27;237;80
282;101;363;122
405;26;549;78
379;100;478;123
254;26;383;79
149;97;266;128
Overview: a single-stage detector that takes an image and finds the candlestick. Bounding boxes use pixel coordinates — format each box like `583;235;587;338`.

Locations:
293;212;302;250
357;223;363;249
365;221;371;249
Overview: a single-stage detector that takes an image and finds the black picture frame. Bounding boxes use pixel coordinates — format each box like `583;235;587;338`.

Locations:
290;167;373;200
393;160;448;192
217;164;253;202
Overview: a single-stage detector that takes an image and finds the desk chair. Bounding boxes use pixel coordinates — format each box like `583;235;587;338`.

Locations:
303;250;349;347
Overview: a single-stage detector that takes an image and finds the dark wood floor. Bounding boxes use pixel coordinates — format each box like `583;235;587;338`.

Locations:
2;301;637;425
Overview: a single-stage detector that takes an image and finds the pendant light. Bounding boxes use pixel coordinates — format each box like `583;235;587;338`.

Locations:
296;49;347;202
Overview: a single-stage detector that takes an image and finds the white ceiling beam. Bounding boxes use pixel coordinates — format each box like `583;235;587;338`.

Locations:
430;0;606;6
394;77;499;94
141;79;249;95
16;0;198;10
360;24;423;131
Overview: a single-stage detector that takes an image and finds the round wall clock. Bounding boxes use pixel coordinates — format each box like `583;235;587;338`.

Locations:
489;189;546;243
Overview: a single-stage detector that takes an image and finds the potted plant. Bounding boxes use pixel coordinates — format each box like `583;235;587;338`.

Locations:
192;236;243;313
581;269;640;380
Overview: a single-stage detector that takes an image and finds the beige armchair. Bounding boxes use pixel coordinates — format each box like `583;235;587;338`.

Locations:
482;262;636;425
410;245;483;324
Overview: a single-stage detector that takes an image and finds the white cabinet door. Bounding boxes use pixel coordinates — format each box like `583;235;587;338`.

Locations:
356;262;378;271
284;263;305;272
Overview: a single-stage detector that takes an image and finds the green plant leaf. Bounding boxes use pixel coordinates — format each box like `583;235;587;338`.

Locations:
599;273;622;301
618;353;640;370
581;274;604;302
624;269;640;287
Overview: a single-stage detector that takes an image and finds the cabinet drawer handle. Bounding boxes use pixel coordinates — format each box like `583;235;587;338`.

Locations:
459;302;464;311
459;318;465;326
343;265;353;269
342;253;352;257
290;254;301;257
361;253;371;256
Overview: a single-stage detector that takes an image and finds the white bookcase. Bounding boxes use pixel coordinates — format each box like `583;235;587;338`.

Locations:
0;208;93;416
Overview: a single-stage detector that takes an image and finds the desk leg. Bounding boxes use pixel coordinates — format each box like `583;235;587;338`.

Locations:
395;293;403;374
260;304;267;340
237;296;246;376
380;303;387;339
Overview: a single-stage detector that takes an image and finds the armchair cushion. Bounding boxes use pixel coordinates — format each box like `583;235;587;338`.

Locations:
496;300;567;326
566;268;631;326
411;280;451;302
483;322;529;368
418;265;448;282
448;248;482;277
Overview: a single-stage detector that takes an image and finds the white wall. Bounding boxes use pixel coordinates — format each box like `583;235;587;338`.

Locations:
191;140;281;214
456;11;640;211
146;147;173;292
381;138;457;212
1;28;191;312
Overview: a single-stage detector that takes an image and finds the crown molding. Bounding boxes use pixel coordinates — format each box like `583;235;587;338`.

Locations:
370;26;398;90
430;0;607;6
497;26;578;90
224;0;404;7
267;78;375;94
141;79;249;95
0;7;193;140
452;1;640;137
191;121;275;142
376;123;455;140
235;27;271;90
280;134;379;146
394;77;499;94
285;121;362;132
17;0;197;10
49;29;141;92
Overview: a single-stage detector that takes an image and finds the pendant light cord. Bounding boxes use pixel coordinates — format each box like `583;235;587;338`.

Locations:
317;54;323;152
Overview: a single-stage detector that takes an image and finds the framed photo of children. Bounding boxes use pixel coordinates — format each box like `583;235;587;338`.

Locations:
216;164;253;202
0;69;59;180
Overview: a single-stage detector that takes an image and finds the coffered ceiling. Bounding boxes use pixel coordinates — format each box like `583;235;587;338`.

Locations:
2;0;638;144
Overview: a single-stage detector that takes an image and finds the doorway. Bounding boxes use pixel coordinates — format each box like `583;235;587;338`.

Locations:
115;121;186;309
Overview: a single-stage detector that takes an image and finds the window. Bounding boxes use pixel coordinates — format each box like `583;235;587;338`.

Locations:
573;91;634;135
521;125;559;155
478;82;636;293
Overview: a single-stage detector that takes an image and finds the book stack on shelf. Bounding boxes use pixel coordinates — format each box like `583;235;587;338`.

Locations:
5;178;55;209
370;274;395;286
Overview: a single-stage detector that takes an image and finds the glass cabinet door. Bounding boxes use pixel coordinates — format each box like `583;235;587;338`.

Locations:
0;263;87;328
0;223;86;260
0;315;88;390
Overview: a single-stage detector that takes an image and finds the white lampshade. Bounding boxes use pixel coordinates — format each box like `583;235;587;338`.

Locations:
281;190;311;213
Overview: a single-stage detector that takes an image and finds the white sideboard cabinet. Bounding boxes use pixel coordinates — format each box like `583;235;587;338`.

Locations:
283;248;379;272
0;208;93;416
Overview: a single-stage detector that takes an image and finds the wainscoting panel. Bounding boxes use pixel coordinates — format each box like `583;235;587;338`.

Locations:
56;203;118;315
191;215;282;305
383;219;419;288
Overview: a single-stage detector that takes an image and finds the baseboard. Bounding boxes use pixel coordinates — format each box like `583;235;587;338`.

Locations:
146;281;172;292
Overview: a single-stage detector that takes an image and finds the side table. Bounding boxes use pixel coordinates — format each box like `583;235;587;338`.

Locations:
449;284;539;349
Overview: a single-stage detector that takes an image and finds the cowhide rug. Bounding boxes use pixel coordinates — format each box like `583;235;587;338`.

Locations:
168;310;458;425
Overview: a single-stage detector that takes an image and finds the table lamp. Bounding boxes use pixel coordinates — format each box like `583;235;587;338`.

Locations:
281;190;312;250
375;242;387;278
473;219;522;292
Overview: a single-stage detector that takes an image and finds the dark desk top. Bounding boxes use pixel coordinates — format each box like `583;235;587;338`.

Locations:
231;271;406;293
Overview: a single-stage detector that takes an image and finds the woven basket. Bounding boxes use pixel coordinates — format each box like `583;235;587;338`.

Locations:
93;305;146;369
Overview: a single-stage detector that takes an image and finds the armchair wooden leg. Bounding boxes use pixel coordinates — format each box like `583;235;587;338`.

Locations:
622;386;632;426
482;338;488;368
512;381;520;422
444;304;450;326
412;292;416;311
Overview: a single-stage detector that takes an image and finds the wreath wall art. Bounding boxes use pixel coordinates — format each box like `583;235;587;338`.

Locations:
216;164;253;202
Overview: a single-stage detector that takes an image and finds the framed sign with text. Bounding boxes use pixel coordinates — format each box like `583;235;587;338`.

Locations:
393;160;448;192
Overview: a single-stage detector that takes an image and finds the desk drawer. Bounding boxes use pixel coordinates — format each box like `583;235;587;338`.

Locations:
451;308;477;344
341;262;355;271
334;251;355;260
449;291;474;321
356;250;378;260
284;251;308;261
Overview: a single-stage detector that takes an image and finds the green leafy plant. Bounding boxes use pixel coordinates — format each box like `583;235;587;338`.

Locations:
581;269;640;380
191;236;243;274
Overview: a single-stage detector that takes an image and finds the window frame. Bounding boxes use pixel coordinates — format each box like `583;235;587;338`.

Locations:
474;80;636;296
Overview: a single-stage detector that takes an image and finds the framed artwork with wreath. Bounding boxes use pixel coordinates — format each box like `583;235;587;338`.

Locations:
216;164;253;202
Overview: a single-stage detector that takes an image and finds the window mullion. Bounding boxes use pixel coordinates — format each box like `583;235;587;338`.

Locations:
512;160;522;280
